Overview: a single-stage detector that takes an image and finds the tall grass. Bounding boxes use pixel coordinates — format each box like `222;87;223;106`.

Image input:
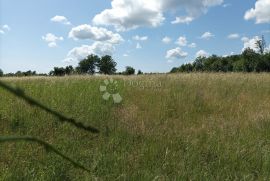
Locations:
1;74;270;180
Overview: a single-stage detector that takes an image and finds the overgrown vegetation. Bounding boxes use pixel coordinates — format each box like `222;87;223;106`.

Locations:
1;74;270;179
171;36;270;73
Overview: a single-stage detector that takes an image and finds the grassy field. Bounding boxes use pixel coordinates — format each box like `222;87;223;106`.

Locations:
1;73;270;180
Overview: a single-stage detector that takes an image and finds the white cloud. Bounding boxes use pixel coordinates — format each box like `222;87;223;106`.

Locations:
0;24;11;35
64;42;115;63
136;43;142;49
241;36;261;52
51;15;71;25
42;33;64;48
200;31;214;40
133;35;148;41
196;50;209;58
162;36;171;44
227;33;240;39
223;52;235;57
48;42;57;48
188;43;197;48
3;25;11;31
222;3;231;8
171;16;194;24
244;0;270;24
68;24;123;44
123;54;129;57
176;36;188;46
166;47;188;59
92;0;223;31
265;45;270;53
241;36;249;42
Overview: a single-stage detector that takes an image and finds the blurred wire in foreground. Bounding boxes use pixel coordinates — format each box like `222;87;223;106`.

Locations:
0;136;91;172
0;81;99;133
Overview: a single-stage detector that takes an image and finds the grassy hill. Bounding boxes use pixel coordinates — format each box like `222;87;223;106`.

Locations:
1;74;270;180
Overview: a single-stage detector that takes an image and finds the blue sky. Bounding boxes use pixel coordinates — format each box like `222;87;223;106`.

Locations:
0;0;270;73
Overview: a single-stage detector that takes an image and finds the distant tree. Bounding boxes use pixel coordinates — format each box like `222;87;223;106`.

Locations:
170;48;270;73
170;67;179;73
65;66;74;75
137;70;143;75
97;55;117;75
256;35;266;55
23;70;36;76
193;57;206;71
77;55;99;74
0;69;3;77
15;71;23;77
242;48;260;72
51;67;66;76
123;66;135;75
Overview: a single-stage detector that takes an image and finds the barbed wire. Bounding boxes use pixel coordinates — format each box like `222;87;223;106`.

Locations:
0;80;99;172
0;136;91;172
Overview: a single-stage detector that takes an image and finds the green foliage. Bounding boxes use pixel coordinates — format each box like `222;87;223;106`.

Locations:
49;54;117;76
137;70;143;75
171;49;270;73
50;67;66;76
123;66;135;75
0;69;3;77
77;55;99;74
97;55;117;74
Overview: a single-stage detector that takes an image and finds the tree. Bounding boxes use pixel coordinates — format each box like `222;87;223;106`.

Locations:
0;69;3;77
77;55;99;74
256;35;266;55
50;67;66;76
123;66;135;75
242;48;260;72
65;66;74;75
137;70;143;75
97;55;117;75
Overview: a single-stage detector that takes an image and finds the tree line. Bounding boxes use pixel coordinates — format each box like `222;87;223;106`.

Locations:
0;55;143;77
171;36;270;73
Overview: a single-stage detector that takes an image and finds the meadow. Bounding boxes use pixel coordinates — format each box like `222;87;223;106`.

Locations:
1;73;270;180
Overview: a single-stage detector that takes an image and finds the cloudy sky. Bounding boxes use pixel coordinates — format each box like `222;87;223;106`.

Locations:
0;0;270;73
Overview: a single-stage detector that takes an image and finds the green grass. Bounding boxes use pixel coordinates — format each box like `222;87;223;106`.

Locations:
1;74;270;180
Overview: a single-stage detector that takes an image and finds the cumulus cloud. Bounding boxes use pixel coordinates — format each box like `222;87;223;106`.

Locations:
200;31;214;40
64;42;115;63
3;25;11;31
42;33;64;48
188;43;197;48
227;33;240;39
222;3;231;8
241;36;261;52
0;25;11;34
166;47;188;59
133;35;148;41
162;36;172;44
196;50;209;58
244;0;270;24
171;16;194;24
92;0;223;31
176;36;188;46
51;15;71;25
68;24;123;44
